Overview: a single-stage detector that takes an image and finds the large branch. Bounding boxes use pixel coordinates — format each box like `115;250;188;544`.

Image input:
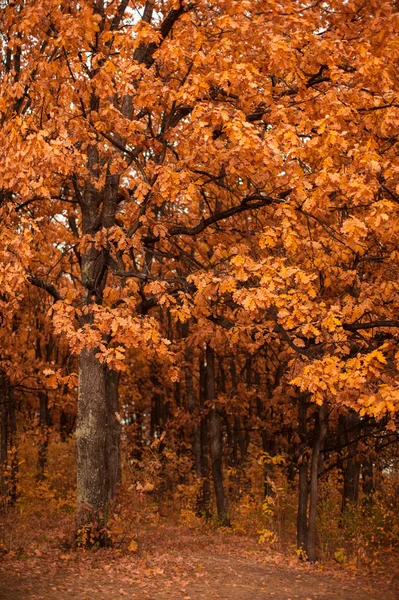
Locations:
134;2;194;67
27;275;63;302
169;192;287;237
343;320;399;332
111;0;131;31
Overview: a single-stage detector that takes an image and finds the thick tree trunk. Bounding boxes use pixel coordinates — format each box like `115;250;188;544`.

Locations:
206;345;230;526
307;404;327;562
75;147;118;543
76;347;109;544
296;395;308;554
105;367;121;501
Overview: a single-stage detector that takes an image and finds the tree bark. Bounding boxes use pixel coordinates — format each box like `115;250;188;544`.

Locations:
186;352;201;476
0;371;7;496
307;404;327;562
37;391;50;481
76;347;109;544
296;395;308;554
206;345;230;526
229;360;246;465
197;352;211;517
105;367;121;501
362;457;375;500
339;411;361;511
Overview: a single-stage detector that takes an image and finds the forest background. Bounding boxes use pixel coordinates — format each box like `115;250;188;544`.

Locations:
0;0;398;584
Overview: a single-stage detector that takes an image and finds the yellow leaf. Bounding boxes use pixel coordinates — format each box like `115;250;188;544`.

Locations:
128;541;138;553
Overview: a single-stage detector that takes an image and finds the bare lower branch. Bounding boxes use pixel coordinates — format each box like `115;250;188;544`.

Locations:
27;275;63;301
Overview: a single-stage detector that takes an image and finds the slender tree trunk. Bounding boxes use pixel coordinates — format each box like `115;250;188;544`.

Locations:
229;360;246;465
296;395;308;554
0;371;8;496
340;411;361;512
37;391;50;481
186;355;201;476
255;372;275;497
362;457;375;501
343;456;361;507
76;347;109;544
206;345;230;526
60;409;76;441
197;352;211;517
105;367;121;501
6;381;18;503
307;404;327;562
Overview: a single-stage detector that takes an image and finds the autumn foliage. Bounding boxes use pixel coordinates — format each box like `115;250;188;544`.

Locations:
0;0;398;566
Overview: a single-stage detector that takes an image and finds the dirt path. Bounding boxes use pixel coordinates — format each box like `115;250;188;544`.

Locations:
0;529;397;600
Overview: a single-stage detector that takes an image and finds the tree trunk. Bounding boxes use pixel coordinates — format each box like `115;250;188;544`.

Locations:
307;404;327;562
197;352;211;517
229;360;246;465
362;457;375;501
296;395;308;554
206;345;230;526
60;409;76;441
37;391;50;481
76;346;109;544
340;411;361;512
343;456;361;507
105;367;121;501
255;371;275;498
186;358;201;476
0;371;7;496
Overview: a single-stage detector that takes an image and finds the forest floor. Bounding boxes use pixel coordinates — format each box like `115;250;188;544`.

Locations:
0;520;397;600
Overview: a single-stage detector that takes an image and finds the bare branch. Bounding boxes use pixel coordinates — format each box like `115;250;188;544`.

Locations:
27;275;63;302
343;320;399;332
169;193;287;237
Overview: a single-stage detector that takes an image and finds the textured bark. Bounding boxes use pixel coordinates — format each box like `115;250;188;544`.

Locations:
76;347;108;542
75;144;117;542
307;404;327;562
206;345;230;526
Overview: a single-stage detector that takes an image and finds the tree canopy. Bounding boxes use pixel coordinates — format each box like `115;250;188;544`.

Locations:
0;0;398;563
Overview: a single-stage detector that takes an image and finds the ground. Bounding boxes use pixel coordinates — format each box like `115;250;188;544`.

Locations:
0;526;397;600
